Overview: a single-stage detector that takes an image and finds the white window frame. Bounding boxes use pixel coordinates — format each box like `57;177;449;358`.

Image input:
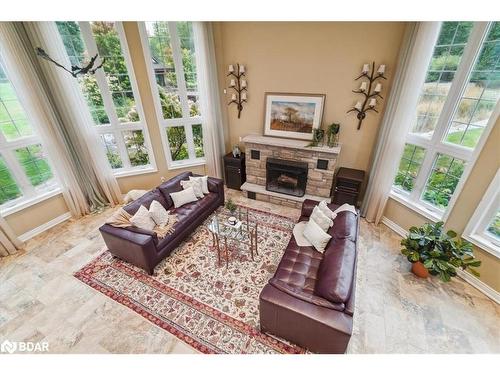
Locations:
391;21;500;222
464;168;500;258
69;22;157;178
0;61;60;216
138;21;206;170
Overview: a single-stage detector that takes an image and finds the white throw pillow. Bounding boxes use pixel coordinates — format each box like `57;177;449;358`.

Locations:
130;205;156;231
303;218;332;253
332;203;357;216
170;186;198;208
318;200;335;220
310;205;333;232
190;175;209;195
181;179;204;198
149;200;169;226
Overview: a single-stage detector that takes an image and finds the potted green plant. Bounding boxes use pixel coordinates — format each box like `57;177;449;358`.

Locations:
326;122;340;147
400;221;481;282
225;198;237;215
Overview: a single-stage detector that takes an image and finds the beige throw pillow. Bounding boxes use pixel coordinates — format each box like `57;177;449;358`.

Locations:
170;186;198;208
318;200;335;220
310;205;333;232
149;200;169;226
181;179;204;198
130;205;156;231
190;175;209;195
303;218;332;253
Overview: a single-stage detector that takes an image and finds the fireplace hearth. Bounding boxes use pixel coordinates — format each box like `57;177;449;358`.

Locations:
266;158;308;197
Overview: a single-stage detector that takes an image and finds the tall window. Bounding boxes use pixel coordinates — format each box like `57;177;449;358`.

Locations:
393;22;500;216
56;21;156;175
140;21;205;168
0;58;58;212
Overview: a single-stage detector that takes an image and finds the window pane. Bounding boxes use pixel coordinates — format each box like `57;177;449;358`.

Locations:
188;94;201;117
445;22;500;149
100;133;123;169
122;130;150;167
0;60;34;141
422;154;465;209
411;22;473;138
486;210;500;239
177;22;198;92
0;154;22;205
166;126;188;161
56;21;110;126
14;144;54;188
393;144;426;192
192;124;204;158
90;22;138;124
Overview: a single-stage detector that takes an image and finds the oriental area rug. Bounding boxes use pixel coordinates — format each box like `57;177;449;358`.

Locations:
74;205;305;354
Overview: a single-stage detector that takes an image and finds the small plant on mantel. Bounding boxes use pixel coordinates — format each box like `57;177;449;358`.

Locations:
400;221;481;282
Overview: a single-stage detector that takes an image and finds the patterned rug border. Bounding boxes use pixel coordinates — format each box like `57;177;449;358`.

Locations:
74;205;304;354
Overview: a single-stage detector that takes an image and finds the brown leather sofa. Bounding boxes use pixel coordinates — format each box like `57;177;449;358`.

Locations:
99;172;224;275
259;199;359;353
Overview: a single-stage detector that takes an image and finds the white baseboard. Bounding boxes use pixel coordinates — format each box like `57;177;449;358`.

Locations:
381;216;500;305
18;212;72;242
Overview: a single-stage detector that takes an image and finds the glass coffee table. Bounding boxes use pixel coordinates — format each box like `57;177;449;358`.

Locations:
207;206;258;268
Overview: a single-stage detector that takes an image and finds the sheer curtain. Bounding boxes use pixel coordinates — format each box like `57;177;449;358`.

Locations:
193;22;226;178
361;22;441;224
0;215;23;257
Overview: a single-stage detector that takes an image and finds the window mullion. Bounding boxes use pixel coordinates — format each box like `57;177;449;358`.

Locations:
115;130;131;169
78;22;120;127
411;148;436;202
2;148;36;198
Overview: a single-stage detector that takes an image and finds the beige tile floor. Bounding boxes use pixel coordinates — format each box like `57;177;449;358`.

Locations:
0;189;498;354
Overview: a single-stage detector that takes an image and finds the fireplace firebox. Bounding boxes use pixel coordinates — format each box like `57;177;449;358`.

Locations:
266;158;308;197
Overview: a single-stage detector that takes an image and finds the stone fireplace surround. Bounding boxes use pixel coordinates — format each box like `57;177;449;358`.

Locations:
241;135;341;208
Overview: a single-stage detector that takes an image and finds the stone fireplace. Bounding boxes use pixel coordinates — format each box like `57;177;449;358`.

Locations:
241;135;341;208
266;158;308;197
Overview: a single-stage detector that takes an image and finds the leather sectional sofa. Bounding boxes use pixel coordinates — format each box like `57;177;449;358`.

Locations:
259;199;359;354
99;172;224;275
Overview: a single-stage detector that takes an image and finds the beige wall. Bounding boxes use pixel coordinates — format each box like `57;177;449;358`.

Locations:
384;117;500;292
215;22;407;172
5;21;206;237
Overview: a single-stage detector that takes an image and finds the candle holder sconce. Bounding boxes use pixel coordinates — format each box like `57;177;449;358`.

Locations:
347;61;387;130
227;63;247;119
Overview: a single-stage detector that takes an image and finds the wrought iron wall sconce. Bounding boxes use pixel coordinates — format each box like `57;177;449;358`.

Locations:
36;47;105;78
347;61;387;130
227;63;247;119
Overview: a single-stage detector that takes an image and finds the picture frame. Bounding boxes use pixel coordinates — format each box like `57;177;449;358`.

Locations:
263;92;326;140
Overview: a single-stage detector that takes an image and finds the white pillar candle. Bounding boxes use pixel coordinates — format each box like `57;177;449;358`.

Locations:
239;64;245;73
241;80;247;88
362;64;369;74
228;64;234;73
377;65;386;75
369;98;377;107
359;81;367;92
355;101;362;111
241;92;247;100
231;93;237;101
374;83;382;92
229;79;236;87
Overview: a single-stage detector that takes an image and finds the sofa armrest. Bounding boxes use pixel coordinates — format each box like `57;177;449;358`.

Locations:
99;224;156;246
301;199;318;218
207;176;224;203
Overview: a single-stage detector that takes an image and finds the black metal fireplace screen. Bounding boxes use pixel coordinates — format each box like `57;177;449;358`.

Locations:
266;158;308;197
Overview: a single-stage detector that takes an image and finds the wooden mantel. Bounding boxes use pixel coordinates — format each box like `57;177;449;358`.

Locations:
242;134;341;155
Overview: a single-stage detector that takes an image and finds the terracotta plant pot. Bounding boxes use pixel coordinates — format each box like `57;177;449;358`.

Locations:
412;261;429;278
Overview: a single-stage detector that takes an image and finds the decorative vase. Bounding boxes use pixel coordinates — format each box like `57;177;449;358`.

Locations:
411;261;429;278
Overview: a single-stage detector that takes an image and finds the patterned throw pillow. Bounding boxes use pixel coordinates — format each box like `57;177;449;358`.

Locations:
149;200;169;226
170;186;198;208
310;205;333;232
181;179;204;198
190;175;209;195
130;205;156;231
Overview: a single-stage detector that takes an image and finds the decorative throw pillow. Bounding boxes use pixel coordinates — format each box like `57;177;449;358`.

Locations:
303;218;332;253
318;200;335;220
130;205;156;231
149;200;169;226
310;205;333;232
170;186;198;208
190;175;209;195
332;203;358;216
180;179;204;198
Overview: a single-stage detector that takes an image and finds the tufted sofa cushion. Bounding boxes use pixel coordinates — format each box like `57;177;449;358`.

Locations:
123;188;169;215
